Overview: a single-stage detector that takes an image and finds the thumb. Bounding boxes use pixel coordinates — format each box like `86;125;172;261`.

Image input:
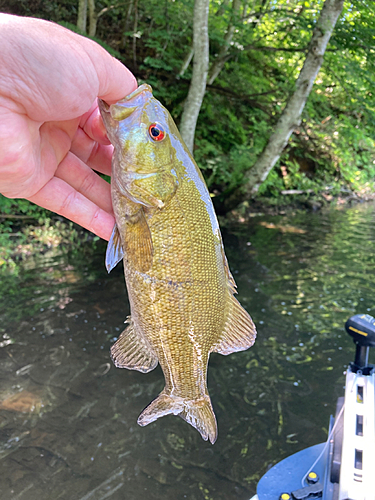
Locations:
0;14;137;121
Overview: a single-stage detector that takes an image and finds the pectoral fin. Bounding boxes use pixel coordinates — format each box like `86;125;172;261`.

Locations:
105;225;124;273
211;293;256;355
123;208;153;272
111;317;158;373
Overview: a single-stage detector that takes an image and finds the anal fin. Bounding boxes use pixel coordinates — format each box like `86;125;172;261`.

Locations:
211;293;256;355
111;317;158;373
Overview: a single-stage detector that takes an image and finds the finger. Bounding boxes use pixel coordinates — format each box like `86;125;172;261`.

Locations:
70;127;113;176
0;16;137;121
0;109;74;199
55;151;113;213
87;143;113;176
94;55;137;104
28;176;115;241
79;102;111;145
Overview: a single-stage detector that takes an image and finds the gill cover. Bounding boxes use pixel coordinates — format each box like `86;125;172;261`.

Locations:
102;84;180;273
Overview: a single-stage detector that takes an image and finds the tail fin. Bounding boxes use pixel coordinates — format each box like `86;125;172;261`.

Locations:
137;393;218;444
179;397;217;444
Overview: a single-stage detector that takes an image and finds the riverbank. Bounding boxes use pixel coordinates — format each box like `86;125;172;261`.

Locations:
2;187;373;273
221;186;375;227
0;210;100;273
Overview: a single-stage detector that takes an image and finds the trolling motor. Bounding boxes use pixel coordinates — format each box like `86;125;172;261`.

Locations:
251;314;375;500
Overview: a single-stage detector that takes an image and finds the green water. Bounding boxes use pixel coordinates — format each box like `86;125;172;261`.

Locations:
1;202;375;500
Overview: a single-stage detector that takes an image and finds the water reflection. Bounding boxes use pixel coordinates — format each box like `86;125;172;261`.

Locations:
1;202;375;499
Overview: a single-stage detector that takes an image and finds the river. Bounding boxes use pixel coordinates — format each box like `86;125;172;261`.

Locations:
1;201;374;499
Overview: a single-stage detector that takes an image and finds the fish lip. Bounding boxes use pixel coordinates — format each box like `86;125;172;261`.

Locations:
98;98;110;114
99;84;153;121
122;83;153;102
99;84;152;112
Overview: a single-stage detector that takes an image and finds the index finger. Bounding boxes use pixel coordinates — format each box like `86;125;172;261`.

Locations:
28;176;115;241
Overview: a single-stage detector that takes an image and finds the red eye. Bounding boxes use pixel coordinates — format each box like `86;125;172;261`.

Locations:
149;123;165;141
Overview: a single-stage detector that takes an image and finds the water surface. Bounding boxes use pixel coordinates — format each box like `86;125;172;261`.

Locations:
1;202;375;499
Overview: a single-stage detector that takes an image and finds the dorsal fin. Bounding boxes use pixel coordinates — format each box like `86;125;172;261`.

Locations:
211;292;256;355
221;246;237;294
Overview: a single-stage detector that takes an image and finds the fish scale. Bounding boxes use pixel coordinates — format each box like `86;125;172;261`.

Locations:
99;84;256;444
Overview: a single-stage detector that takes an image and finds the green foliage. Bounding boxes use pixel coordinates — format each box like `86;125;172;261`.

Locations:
257;169;285;197
0;196;98;273
0;196;46;216
1;0;375;210
120;0;374;199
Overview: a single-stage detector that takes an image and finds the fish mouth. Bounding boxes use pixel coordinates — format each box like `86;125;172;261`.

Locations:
99;84;153;123
99;84;152;112
122;84;153;102
98;98;110;115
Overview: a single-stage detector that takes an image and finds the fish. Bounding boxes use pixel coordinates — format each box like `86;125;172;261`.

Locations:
99;84;256;444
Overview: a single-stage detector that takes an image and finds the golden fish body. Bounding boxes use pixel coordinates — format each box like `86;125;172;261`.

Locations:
99;84;256;444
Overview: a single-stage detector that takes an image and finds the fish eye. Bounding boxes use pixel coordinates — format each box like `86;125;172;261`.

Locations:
148;123;165;142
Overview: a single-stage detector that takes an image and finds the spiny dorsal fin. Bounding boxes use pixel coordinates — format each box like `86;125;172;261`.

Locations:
105;224;124;273
211;293;256;355
124;208;153;272
111;317;158;373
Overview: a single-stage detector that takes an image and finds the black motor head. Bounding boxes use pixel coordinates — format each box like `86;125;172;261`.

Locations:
345;314;375;347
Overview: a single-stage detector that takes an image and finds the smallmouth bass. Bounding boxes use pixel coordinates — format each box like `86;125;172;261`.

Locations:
99;84;256;444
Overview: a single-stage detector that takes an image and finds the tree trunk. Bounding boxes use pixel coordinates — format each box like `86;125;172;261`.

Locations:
178;47;194;78
77;0;87;33
121;0;134;49
132;0;139;70
243;0;344;195
215;0;230;17
179;0;210;153
87;0;97;37
208;0;241;85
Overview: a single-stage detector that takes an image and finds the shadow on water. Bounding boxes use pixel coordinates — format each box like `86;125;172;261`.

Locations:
1;202;375;499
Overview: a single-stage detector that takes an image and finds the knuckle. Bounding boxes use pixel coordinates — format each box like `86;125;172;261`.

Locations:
87;141;100;166
88;207;102;232
59;189;78;214
79;169;97;194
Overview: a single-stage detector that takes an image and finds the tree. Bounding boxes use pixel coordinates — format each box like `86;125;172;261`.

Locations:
76;0;97;37
238;0;344;195
77;0;87;33
7;0;373;205
179;0;243;150
208;0;241;85
87;0;97;37
179;0;210;153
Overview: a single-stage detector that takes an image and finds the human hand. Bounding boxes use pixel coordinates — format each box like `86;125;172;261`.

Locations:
0;14;137;240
